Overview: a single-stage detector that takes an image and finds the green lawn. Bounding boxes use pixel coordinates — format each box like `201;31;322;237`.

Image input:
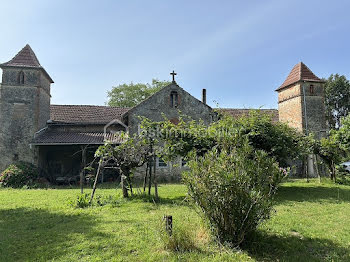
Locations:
0;180;350;261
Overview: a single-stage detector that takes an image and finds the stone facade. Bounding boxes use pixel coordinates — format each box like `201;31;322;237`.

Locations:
0;45;328;182
277;62;327;138
276;62;328;177
124;82;214;134
278;83;304;132
0;66;52;171
123;82;214;181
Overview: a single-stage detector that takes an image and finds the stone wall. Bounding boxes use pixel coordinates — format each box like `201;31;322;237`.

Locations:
125;82;213;180
278;83;304;132
0;68;52;172
278;81;327;138
126;82;214;135
302;82;328;139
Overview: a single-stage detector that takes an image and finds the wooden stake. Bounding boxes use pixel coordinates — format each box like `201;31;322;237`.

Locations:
164;215;173;236
90;161;102;204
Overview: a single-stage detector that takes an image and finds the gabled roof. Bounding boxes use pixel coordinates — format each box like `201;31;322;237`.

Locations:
122;82;212;118
276;62;325;91
50;105;129;124
0;44;54;83
219;108;279;122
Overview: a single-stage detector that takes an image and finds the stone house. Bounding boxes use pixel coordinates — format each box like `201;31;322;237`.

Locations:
0;45;327;181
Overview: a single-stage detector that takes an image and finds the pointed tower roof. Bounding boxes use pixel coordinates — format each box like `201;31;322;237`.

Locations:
276;62;324;91
0;44;54;83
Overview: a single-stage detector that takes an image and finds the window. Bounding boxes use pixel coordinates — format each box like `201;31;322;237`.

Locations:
157;158;168;168
18;71;25;85
170;91;178;108
310;84;314;94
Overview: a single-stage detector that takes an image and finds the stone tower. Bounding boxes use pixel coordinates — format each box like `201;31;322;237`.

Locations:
0;45;53;171
276;62;327;139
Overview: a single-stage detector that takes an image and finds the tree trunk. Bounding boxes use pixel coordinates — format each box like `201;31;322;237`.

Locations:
148;159;152;195
314;154;321;183
143;162;148;193
330;161;334;181
153;155;158;200
121;175;129;198
331;161;337;183
128;175;133;195
121;167;130;198
302;156;309;182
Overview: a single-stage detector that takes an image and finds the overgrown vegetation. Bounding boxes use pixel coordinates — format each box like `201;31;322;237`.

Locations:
0;161;38;188
139;111;308;246
183;142;285;246
317;114;350;181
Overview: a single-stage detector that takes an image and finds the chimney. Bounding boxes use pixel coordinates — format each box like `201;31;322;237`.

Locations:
202;89;207;104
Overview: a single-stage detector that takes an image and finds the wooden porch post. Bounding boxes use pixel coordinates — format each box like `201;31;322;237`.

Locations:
80;146;87;194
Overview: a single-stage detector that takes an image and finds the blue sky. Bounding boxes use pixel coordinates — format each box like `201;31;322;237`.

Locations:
0;0;349;109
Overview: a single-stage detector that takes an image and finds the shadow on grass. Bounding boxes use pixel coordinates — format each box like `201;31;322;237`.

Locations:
276;184;350;203
0;208;112;261
243;231;350;262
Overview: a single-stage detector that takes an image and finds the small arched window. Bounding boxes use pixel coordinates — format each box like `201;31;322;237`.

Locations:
170;91;178;108
18;71;25;85
310;84;314;95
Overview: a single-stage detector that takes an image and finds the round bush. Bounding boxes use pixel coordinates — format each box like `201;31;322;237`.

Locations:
0;162;38;188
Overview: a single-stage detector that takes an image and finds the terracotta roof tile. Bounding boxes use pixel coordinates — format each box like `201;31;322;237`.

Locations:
0;44;54;83
32;130;124;145
1;44;41;68
277;62;324;91
50;105;129;124
219;108;279;122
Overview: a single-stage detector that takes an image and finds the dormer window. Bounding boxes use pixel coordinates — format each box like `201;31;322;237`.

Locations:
18;71;25;85
170;91;178;108
310;84;314;94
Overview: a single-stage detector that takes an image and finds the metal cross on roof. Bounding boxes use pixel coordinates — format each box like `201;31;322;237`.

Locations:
170;70;177;82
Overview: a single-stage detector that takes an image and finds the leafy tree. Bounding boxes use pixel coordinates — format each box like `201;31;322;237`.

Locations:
334;114;350;152
317;135;343;181
325;74;350;129
106;79;171;107
146;110;310;167
93;128;163;199
317;115;350;181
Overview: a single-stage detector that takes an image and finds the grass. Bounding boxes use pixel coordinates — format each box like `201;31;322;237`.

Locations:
0;179;349;261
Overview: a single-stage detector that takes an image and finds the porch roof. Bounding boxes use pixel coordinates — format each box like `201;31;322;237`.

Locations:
32;130;124;146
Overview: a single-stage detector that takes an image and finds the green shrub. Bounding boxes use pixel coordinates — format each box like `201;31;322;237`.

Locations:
68;192;125;208
0;162;38;188
335;165;350;185
69;193;90;208
183;140;285;247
